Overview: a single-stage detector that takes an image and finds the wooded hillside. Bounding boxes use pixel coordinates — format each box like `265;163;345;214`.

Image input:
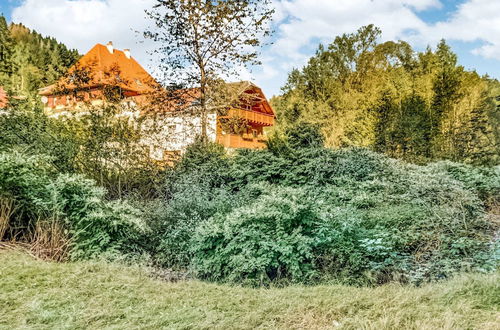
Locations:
0;15;80;100
273;25;500;165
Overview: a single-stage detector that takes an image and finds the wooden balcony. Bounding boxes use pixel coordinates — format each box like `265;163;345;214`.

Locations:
223;108;275;126
216;133;267;149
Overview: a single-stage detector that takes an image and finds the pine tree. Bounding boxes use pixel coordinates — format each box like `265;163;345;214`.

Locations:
0;15;13;89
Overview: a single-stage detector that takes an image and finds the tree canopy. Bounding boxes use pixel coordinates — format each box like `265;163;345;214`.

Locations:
0;16;80;100
274;25;499;165
145;0;274;139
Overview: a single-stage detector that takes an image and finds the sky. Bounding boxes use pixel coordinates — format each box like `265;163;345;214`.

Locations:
2;0;500;97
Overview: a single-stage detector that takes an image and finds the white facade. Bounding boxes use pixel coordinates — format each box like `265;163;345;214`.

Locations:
45;100;219;161
142;113;217;160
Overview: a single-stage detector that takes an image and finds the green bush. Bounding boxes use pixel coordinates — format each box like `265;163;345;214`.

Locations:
146;174;235;269
0;151;53;235
49;174;147;260
429;161;500;206
0;151;146;260
191;185;320;285
167;145;497;285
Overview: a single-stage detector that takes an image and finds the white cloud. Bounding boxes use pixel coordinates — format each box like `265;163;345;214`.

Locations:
11;0;156;70
10;0;500;96
422;0;500;59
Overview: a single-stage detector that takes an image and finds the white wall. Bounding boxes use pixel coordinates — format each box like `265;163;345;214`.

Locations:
141;113;218;160
45;100;218;161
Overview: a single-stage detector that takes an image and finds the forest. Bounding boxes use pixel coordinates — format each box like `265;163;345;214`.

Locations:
0;12;498;289
272;25;499;165
0;15;80;101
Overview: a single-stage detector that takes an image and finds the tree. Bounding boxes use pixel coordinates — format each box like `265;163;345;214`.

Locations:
275;26;499;165
145;0;274;141
0;15;13;88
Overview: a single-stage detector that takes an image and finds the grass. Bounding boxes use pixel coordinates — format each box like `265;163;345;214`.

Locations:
0;250;499;329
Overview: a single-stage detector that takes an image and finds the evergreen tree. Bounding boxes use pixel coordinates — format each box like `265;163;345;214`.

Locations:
0;15;13;89
0;18;80;98
276;27;498;165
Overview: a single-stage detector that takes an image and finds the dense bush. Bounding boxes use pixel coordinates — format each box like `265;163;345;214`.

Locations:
145;174;235;268
192;185;321;285
0;151;146;260
152;139;497;285
2;135;497;286
144;141;239;268
48;174;147;260
429;161;500;207
0;151;53;236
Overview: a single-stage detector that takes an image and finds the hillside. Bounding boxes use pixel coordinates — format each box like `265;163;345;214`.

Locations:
0;250;498;329
0;15;80;98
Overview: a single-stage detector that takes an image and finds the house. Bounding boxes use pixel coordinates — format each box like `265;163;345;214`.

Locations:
39;42;156;114
39;42;275;157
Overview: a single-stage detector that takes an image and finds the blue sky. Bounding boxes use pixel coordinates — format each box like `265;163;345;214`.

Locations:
3;0;500;96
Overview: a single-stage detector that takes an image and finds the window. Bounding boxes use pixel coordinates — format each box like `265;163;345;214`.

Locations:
167;124;177;135
252;129;258;138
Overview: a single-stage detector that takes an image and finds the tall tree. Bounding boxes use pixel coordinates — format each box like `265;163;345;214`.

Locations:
145;0;274;140
0;15;13;88
276;26;499;165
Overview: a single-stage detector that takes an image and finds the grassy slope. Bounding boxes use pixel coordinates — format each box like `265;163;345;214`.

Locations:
1;251;499;330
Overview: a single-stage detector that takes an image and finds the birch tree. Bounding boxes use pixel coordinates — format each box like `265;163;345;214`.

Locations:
145;0;274;141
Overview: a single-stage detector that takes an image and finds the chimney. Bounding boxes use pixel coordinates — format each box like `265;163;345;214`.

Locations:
106;41;114;54
124;49;131;59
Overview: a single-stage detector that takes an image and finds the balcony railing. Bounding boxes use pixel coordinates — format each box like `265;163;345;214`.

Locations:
222;108;275;126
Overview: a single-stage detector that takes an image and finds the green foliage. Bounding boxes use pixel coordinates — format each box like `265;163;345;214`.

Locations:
0;106;80;173
1;17;80;98
147;141;235;268
0;151;52;230
149;141;497;285
192;185;320;285
0;151;146;260
0;103;165;199
145;177;235;269
429;161;500;206
48;174;147;260
275;25;499;165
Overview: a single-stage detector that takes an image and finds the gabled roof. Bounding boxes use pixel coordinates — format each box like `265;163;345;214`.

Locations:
40;43;158;96
0;87;8;109
231;81;274;116
146;81;275;117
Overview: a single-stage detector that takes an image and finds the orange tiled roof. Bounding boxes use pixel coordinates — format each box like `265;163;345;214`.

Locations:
40;43;158;96
0;87;7;109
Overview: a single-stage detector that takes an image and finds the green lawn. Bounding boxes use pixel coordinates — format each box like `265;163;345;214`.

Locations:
1;250;499;329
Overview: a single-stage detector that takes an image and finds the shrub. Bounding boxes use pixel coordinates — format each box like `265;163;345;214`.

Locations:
47;174;147;260
191;185;322;285
185;148;496;285
429;161;500;207
147;172;236;269
0;151;146;261
0;151;53;238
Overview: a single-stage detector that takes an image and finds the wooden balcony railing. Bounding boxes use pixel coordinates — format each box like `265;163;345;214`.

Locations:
222;108;275;126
